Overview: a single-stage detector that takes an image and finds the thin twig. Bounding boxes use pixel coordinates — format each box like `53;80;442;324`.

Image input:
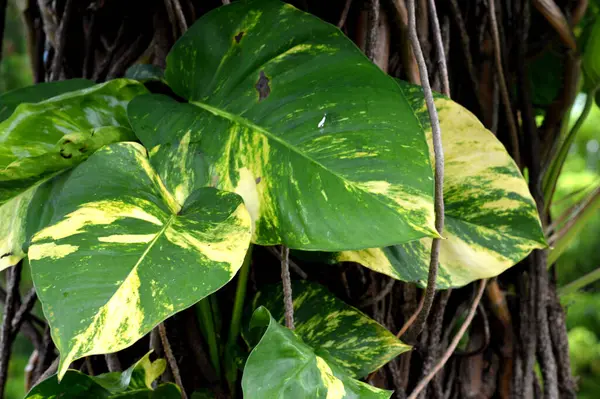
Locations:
34;356;58;385
365;0;380;61
10;288;37;338
358;278;396;308
405;0;445;341
158;323;188;399
50;0;75;81
396;291;424;338
337;0;353;28
0;264;23;394
453;304;490;357
32;327;54;384
487;0;521;167
281;246;295;330
427;0;449;96
171;0;188;33
24;350;39;392
164;0;178;40
266;246;307;279
408;279;487;399
105;353;122;372
447;0;485;116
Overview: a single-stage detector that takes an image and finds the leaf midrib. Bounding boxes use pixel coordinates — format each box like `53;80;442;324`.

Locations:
190;100;435;236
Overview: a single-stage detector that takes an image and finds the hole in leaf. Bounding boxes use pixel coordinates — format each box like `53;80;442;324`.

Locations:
235;31;244;43
255;71;270;101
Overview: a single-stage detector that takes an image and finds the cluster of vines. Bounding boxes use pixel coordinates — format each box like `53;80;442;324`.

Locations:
0;0;584;398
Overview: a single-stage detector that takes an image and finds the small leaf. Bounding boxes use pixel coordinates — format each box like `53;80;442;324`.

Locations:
242;307;392;399
93;351;167;392
25;352;180;398
332;82;546;288
29;142;252;378
247;280;409;378
128;0;438;251
125;64;165;82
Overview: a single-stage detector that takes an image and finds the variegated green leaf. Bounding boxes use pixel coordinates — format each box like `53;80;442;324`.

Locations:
29;141;252;378
0;79;146;270
125;64;165;82
334;82;546;288
248;280;409;378
0;79;93;123
128;0;438;251
25;352;180;398
242;307;392;399
0;79;147;205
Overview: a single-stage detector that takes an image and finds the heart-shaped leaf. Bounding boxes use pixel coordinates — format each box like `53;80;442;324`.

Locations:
247;280;409;379
128;0;438;251
29;141;252;377
0;79;146;270
242;307;393;399
333;82;546;288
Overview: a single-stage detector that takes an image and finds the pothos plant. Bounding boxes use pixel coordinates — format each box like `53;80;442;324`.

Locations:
0;0;545;397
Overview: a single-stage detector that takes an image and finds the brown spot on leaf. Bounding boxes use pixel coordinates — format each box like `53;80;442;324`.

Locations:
60;149;72;159
255;71;271;101
0;252;12;259
234;31;245;43
255;177;262;184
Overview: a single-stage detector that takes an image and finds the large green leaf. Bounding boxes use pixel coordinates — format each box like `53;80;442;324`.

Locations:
29;141;252;378
0;79;146;270
25;352;180;398
242;307;392;399
333;82;546;288
247;280;409;379
128;0;438;251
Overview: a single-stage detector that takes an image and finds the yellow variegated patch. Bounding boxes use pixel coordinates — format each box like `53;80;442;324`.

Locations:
29;142;252;378
0;189;34;269
335;82;546;288
128;0;440;251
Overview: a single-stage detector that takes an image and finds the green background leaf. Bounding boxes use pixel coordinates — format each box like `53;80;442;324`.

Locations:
125;65;165;82
334;82;546;288
128;0;438;251
242;307;392;399
29;142;252;377
0;79;93;123
247;280;409;378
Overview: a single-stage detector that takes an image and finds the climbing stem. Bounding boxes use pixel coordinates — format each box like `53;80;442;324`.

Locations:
195;297;222;379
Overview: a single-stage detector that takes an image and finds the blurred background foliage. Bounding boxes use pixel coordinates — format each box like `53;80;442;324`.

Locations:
0;0;599;397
